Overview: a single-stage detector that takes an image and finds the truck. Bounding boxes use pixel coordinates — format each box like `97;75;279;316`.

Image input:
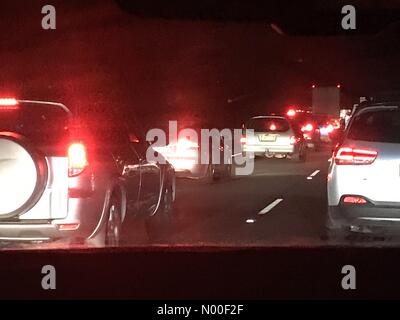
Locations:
310;86;343;146
312;86;341;118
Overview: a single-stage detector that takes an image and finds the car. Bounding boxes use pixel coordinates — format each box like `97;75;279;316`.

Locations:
241;115;307;161
153;127;232;181
0;98;175;246
290;112;341;151
327;102;400;236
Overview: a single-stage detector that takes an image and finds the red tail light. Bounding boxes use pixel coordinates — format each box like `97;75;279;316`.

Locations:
301;123;314;132
56;223;80;231
240;136;247;144
334;146;378;165
343;196;368;204
0;98;19;110
68;143;88;176
287;109;296;117
0;98;18;105
269;124;277;131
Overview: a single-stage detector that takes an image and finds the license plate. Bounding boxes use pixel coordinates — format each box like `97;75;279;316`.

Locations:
260;134;277;142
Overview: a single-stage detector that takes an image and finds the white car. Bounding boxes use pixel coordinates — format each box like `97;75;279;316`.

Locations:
242;116;307;161
327;102;400;236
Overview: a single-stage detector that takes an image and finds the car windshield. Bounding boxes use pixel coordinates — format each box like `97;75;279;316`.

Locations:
1;0;400;253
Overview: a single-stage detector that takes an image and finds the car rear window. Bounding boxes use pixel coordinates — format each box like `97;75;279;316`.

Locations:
246;118;290;133
0;103;70;145
347;108;400;143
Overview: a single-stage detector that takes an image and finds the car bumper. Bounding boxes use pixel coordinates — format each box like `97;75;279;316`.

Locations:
0;220;89;242
328;204;400;232
0;192;108;242
243;144;295;155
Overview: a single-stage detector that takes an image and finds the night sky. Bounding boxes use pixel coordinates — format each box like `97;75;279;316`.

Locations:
1;0;400;129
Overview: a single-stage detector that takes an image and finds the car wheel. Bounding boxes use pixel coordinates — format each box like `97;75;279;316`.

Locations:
242;151;255;159
105;193;122;247
145;182;175;241
290;147;306;162
324;216;351;241
299;146;307;162
162;184;174;215
225;163;232;178
203;164;220;182
314;141;322;152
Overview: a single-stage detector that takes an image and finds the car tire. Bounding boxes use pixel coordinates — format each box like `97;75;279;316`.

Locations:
242;151;255;159
324;215;351;241
202;163;220;182
225;163;232;178
290;146;306;162
145;182;175;241
105;192;123;247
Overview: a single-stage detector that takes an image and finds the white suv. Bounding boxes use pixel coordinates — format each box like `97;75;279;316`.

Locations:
0;98;175;245
327;102;400;235
242;116;307;161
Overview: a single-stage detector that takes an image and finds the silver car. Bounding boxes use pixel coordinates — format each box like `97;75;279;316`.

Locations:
0;99;175;246
242;116;307;161
327;103;400;235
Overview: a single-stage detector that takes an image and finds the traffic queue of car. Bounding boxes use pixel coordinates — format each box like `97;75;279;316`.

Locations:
1;95;399;244
240;108;343;163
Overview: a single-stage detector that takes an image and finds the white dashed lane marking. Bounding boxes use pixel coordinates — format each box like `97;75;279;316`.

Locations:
307;169;320;180
258;198;283;215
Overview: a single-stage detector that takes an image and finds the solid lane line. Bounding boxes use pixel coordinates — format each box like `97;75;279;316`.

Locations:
258;198;283;215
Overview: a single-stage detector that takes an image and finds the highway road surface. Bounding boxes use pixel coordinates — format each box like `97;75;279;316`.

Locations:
121;146;400;247
2;146;397;250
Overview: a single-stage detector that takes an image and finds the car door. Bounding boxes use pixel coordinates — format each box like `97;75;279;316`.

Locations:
129;133;161;213
112;132;141;211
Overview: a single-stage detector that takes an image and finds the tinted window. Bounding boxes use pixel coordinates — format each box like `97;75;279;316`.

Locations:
0;103;69;145
348;108;400;143
246;118;290;133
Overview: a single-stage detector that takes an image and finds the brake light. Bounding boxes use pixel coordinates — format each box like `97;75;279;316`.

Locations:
343;196;368;204
68;143;88;176
0;98;18;105
240;136;247;144
290;136;300;145
287;109;296;117
0;98;19;109
301;123;313;132
334;146;378;165
269;124;277;131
